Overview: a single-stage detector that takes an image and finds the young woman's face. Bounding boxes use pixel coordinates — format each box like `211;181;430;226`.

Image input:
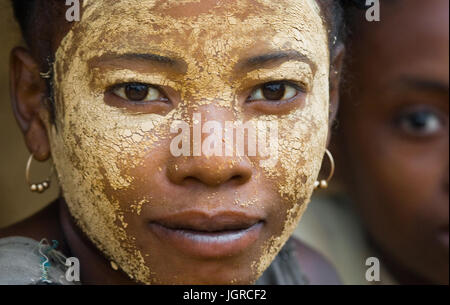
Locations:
47;0;331;284
337;0;448;284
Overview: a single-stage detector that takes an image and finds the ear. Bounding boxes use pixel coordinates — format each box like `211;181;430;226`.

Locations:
10;47;51;161
327;43;345;146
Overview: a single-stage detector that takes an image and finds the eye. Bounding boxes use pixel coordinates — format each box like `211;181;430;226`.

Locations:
247;82;300;102
112;83;168;103
396;109;444;136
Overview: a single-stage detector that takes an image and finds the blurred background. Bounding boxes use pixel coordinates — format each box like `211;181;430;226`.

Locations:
0;0;58;228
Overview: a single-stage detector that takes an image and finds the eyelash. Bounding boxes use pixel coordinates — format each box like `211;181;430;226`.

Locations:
110;81;305;105
246;81;305;103
111;83;168;103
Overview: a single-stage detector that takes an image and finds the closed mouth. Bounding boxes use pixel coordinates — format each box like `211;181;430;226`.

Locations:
148;211;264;258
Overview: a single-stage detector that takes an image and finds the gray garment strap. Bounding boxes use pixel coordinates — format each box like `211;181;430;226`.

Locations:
0;236;75;285
255;238;309;285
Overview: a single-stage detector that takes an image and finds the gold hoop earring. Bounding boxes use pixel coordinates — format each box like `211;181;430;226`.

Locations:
25;154;54;193
314;149;335;190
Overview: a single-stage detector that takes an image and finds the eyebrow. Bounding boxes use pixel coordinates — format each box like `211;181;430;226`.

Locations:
398;77;449;94
90;50;316;75
90;52;188;73
236;51;317;73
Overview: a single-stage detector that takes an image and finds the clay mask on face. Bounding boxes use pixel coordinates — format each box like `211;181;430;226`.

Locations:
48;0;330;283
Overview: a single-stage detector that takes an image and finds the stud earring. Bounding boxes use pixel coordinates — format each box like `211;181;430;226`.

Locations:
314;149;335;190
39;70;52;79
40;57;54;80
110;261;119;271
25;154;54;193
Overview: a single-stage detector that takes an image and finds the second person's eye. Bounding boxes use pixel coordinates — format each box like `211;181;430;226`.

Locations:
247;82;300;102
397;109;444;136
112;83;168;102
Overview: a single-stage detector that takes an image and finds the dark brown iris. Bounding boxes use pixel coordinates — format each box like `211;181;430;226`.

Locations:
262;82;285;100
125;83;149;101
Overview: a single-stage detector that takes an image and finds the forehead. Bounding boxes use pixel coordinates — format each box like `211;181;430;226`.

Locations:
66;0;328;61
356;0;448;81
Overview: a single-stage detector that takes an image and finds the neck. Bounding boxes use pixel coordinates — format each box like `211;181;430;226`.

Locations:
58;197;136;284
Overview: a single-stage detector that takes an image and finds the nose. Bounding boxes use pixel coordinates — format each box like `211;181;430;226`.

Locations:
166;105;253;187
167;156;253;186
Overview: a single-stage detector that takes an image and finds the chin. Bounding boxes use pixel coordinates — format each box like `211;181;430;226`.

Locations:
140;257;262;285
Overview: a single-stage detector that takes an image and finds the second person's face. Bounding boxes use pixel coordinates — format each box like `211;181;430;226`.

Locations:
337;0;449;284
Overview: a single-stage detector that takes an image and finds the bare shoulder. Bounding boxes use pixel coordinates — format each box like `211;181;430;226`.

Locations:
0;201;63;243
290;237;341;285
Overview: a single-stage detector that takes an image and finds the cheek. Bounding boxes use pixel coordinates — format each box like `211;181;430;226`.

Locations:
250;81;329;273
370;139;443;223
49;54;182;282
345;120;444;242
258;78;330;204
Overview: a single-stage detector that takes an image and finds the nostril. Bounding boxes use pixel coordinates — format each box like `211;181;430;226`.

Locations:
183;176;202;185
230;174;246;184
167;157;253;187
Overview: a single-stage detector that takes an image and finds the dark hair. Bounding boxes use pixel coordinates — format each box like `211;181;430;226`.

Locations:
11;0;34;38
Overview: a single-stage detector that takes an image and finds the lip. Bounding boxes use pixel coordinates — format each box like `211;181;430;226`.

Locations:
148;211;264;258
